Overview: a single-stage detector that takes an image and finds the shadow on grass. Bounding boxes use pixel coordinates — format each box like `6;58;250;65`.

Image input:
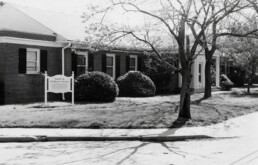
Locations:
229;91;258;98
30;105;57;109
232;84;258;89
191;97;208;105
169;117;189;129
74;100;115;105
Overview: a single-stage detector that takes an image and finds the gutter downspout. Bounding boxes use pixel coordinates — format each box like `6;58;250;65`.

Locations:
62;42;72;100
62;42;72;75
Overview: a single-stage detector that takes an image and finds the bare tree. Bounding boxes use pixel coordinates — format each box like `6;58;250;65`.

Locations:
187;0;258;98
83;0;210;120
82;0;256;121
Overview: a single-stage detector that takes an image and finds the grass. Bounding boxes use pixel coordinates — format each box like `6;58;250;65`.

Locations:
0;88;258;128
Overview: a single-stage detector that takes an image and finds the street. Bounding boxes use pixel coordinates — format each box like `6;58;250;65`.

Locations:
0;136;258;165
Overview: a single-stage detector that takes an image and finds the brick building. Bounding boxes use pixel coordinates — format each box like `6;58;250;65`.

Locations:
0;3;149;104
0;3;220;104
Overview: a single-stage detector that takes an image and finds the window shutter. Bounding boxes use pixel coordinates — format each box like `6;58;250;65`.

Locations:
88;53;94;71
116;55;120;79
40;50;48;72
126;56;130;72
19;48;27;74
72;52;77;76
102;54;107;73
138;56;142;71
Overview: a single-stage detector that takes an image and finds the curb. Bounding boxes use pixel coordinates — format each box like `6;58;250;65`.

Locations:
0;135;213;143
0;137;37;143
141;135;213;142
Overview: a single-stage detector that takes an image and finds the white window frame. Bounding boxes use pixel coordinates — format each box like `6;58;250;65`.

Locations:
106;53;116;79
76;51;88;74
26;48;40;74
129;55;138;71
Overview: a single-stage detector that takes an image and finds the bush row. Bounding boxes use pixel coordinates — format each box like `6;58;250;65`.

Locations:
75;71;156;102
74;71;233;103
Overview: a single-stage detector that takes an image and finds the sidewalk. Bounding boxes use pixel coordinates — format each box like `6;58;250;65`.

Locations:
0;111;257;142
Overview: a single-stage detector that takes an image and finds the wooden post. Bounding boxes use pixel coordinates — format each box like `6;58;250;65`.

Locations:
72;71;74;105
45;71;48;105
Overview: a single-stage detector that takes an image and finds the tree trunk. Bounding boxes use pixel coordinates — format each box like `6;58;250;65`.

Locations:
250;63;256;87
247;77;251;93
177;19;192;120
204;58;212;98
247;62;256;93
179;89;191;118
178;65;192;119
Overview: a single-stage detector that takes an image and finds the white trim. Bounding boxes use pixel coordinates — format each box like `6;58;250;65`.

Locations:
26;48;40;74
216;56;220;87
0;36;64;47
106;53;116;79
129;55;138;71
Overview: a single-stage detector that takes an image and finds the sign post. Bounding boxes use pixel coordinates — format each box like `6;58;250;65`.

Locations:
72;72;74;105
45;71;74;105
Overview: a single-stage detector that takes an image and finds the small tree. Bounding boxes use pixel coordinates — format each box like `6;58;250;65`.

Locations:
221;20;258;93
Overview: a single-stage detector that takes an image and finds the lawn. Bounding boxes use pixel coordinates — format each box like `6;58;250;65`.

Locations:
0;88;258;128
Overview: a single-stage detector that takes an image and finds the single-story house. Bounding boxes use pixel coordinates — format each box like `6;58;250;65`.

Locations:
0;3;220;104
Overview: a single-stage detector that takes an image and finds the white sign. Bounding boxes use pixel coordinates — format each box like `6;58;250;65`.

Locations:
45;72;74;105
48;75;71;93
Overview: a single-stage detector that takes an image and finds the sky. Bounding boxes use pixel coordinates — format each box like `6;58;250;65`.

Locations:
0;0;179;46
1;0;143;41
3;0;146;26
3;0;90;15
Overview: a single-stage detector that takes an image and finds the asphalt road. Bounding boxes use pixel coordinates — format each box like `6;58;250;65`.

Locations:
0;136;257;165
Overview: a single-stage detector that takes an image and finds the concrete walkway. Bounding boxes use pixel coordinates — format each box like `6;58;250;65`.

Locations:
0;111;257;141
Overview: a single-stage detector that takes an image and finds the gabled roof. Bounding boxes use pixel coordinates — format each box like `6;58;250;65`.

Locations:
0;3;57;37
0;3;86;41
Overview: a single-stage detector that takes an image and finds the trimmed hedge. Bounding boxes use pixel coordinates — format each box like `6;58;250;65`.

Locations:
220;74;234;90
117;71;156;97
75;71;119;102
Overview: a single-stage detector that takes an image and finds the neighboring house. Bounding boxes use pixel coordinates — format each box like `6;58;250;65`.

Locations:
191;53;220;90
177;53;220;90
0;3;220;104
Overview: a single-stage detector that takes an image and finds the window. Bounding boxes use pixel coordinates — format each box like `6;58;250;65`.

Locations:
106;54;116;78
129;55;138;71
76;51;88;76
26;48;40;74
198;63;203;83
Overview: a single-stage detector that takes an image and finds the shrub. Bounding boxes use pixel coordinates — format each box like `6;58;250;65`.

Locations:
220;74;234;90
228;68;246;87
75;71;119;102
143;52;177;94
117;71;156;97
